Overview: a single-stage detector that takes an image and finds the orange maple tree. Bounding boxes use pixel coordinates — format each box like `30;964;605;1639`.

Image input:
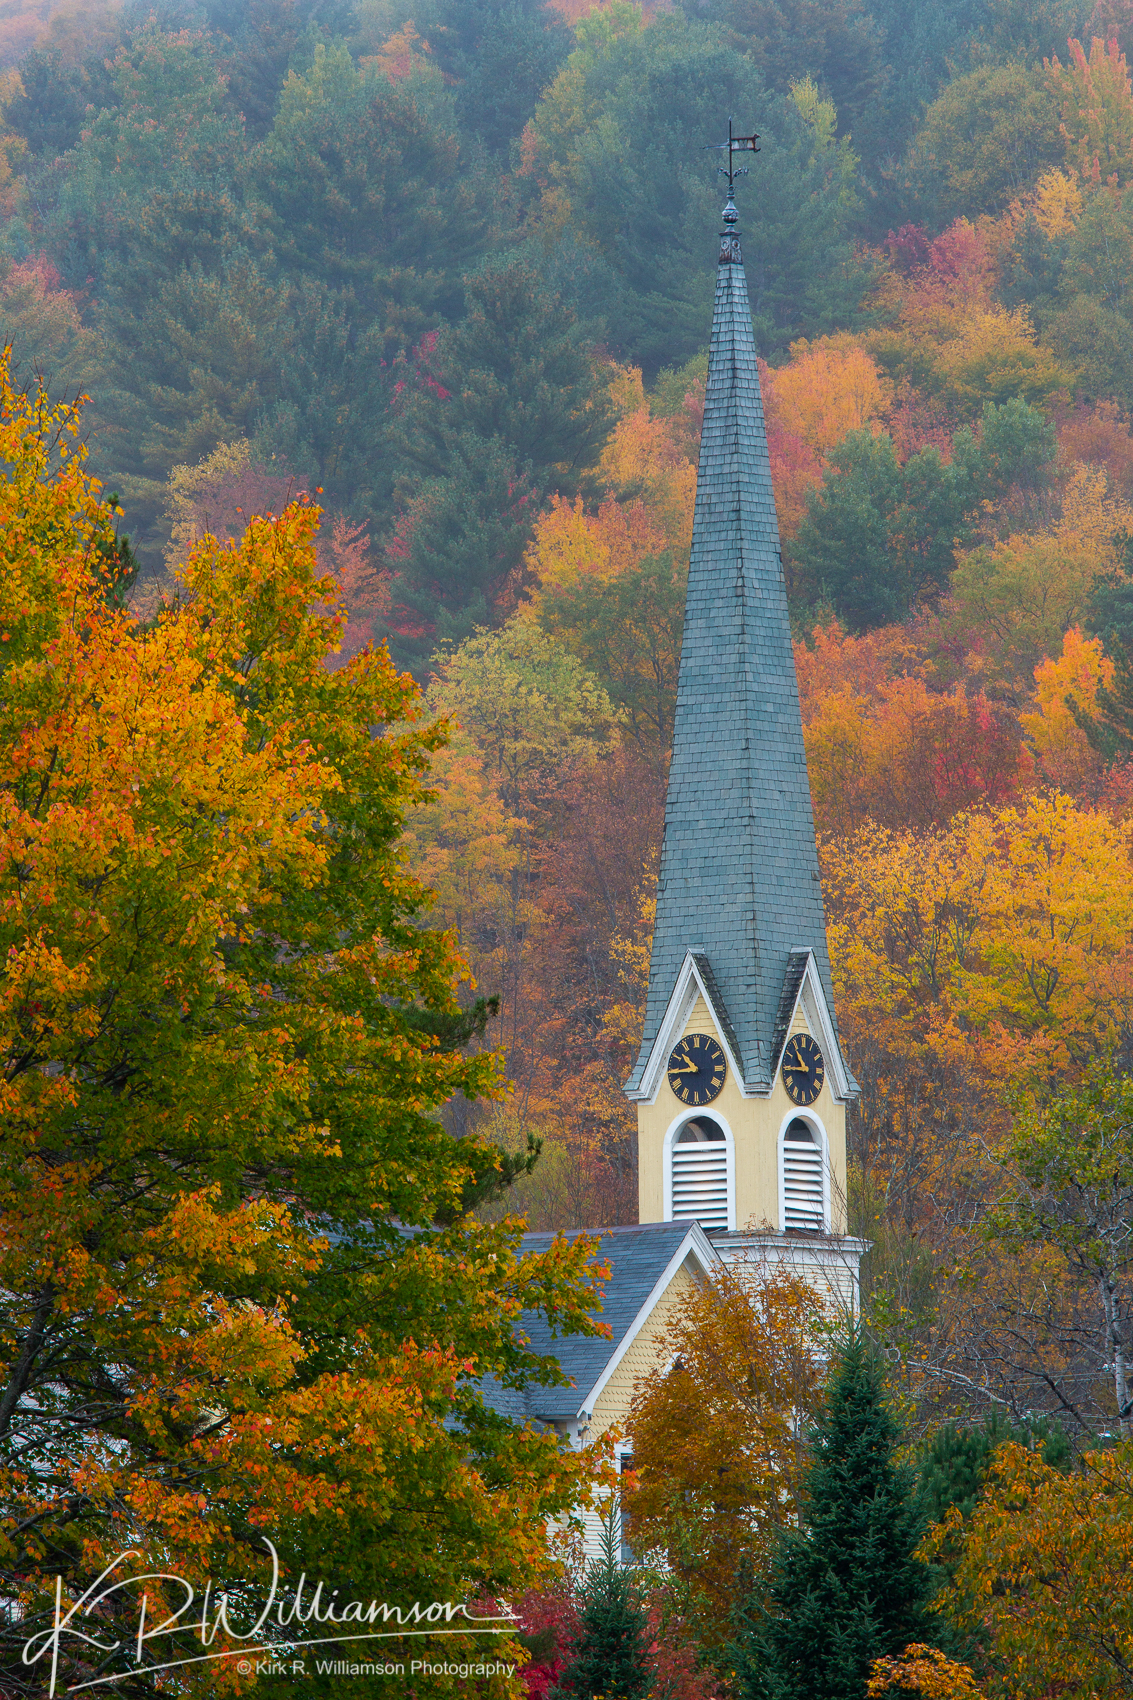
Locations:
0;367;607;1696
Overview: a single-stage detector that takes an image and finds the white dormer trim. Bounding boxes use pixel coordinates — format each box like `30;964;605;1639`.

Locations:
627;951;749;1103
778;949;855;1104
577;1223;718;1421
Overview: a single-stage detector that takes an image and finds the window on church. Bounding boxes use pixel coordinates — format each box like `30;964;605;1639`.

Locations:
671;1117;729;1232
782;1119;824;1232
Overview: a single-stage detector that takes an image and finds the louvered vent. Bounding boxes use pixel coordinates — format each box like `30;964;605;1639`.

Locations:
671;1119;729;1232
783;1120;824;1231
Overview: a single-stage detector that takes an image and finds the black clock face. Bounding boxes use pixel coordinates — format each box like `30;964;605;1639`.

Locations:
781;1033;824;1106
667;1033;726;1105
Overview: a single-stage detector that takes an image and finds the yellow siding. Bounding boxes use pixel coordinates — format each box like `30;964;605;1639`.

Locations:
637;1003;847;1234
589;1261;699;1436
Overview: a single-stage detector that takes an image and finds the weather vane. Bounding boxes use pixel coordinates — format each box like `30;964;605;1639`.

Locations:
706;118;760;199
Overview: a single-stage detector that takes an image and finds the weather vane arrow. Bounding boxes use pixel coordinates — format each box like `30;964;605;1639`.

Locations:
706;117;760;198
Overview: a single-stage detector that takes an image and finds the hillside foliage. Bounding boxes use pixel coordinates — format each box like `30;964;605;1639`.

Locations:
6;0;1133;1692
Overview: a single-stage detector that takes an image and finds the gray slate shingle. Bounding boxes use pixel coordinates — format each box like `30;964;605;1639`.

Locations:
477;1222;694;1422
626;224;834;1094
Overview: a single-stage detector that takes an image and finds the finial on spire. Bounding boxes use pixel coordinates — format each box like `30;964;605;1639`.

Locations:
706;118;759;264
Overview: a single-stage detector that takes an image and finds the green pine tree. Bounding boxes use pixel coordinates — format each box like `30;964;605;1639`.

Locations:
732;1328;939;1700
555;1499;651;1700
1080;541;1133;758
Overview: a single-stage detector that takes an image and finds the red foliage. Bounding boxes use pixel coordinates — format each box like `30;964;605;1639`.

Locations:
514;1581;579;1699
646;1592;722;1700
885;223;933;273
391;330;451;405
928;220;991;285
885;382;957;462
319;513;391;670
1056;399;1133;497
514;1580;719;1700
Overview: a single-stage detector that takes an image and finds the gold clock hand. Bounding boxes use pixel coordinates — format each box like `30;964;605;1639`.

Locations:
670;1060;700;1074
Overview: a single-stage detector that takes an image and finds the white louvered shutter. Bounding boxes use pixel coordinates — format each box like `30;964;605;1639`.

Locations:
782;1121;824;1231
671;1134;729;1232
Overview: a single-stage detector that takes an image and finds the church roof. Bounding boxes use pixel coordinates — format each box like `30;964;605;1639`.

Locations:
627;191;845;1097
476;1221;715;1423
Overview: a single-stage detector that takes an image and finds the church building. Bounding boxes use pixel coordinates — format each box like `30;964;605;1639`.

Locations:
480;145;865;1509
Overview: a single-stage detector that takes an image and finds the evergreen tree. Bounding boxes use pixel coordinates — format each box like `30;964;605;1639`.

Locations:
555;1499;651;1700
425;0;572;156
918;1412;1070;1529
789;399;1055;629
732;1328;939;1700
1079;542;1133;757
525;8;874;374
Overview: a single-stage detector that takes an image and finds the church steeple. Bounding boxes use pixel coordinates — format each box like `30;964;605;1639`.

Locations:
628;148;858;1248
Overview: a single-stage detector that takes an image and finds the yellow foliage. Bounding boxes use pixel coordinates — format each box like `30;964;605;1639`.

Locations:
825;792;1133;1090
0;357;612;1668
401;733;530;1005
952;464;1133;681
935;1442;1133;1699
931;303;1069;410
770;336;893;456
1029;166;1083;238
628;1258;830;1643
526;492;616;588
605;359;647;419
596;398;697;552
865;220;1071;414
164;436;252;564
1020;624;1113;792
869;1645;984;1699
525;488;683;601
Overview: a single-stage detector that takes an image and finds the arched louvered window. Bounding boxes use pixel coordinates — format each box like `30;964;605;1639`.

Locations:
671;1117;729;1232
781;1118;825;1232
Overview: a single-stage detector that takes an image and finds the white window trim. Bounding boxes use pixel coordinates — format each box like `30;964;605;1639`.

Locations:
777;1106;830;1234
662;1107;736;1233
629;951;748;1102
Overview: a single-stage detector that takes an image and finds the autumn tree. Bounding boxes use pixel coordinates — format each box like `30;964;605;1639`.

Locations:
822;790;1133;1393
934;1441;1133;1699
627;1258;830;1644
989;1056;1133;1438
1047;35;1133;185
1019;624;1114;801
0;369;607;1696
951;462;1133;693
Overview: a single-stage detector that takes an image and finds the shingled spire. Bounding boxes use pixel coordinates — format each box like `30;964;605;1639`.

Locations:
627;178;845;1098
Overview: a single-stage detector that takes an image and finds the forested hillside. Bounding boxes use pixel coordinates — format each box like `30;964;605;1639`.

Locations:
5;0;1133;1447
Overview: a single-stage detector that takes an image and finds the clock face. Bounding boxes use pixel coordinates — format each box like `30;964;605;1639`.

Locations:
667;1033;727;1105
781;1033;824;1106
